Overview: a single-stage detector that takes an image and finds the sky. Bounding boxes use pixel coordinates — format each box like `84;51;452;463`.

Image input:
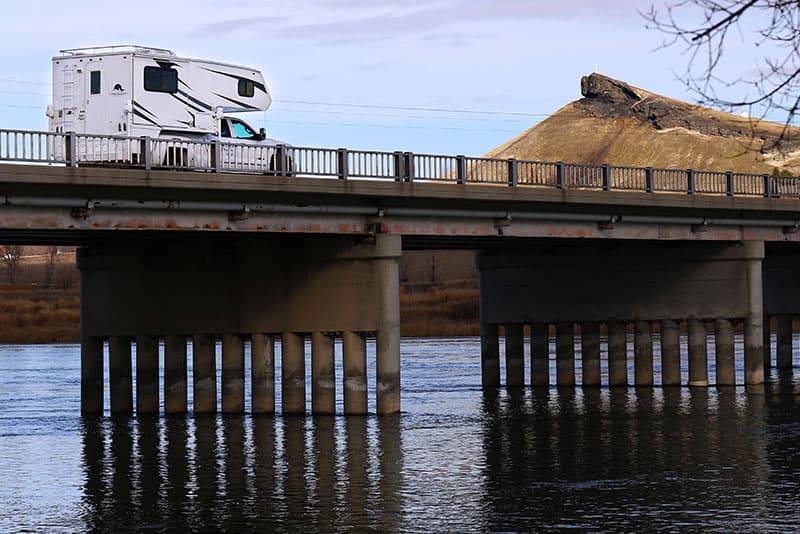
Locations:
0;0;775;156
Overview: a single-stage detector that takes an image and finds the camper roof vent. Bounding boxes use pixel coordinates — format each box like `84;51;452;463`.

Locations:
58;45;176;56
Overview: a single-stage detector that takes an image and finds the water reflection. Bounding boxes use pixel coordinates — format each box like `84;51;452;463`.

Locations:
478;385;799;531
79;414;405;531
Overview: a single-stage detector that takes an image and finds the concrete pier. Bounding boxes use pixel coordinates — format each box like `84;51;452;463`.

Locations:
776;314;793;369
607;320;628;387
164;334;187;414
688;319;709;387
221;334;245;413
634;320;653;386
108;336;133;414
660;320;681;386
342;331;368;415
376;246;401;415
311;332;336;414
480;323;500;388
763;318;772;377
282;333;306;415
81;336;104;414
505;324;525;387
714;319;735;386
251;334;275;414
743;241;765;385
192;334;217;414
556;322;575;387
135;335;159;414
580;322;601;386
531;323;550;387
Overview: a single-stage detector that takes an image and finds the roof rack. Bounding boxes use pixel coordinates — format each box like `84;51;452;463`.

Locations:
58;45;176;56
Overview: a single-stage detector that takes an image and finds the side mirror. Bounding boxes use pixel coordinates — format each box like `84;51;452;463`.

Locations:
259;127;267;140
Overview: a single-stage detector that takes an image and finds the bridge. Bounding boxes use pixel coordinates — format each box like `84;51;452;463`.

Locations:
2;127;800;416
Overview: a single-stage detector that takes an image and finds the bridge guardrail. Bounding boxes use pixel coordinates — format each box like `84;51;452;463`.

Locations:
2;127;800;199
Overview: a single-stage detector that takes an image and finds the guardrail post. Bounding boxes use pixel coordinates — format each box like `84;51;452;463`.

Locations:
645;167;654;193
211;141;221;173
275;145;286;176
602;164;611;191
507;158;518;187
66;131;78;167
404;152;414;182
687;169;696;194
557;161;565;190
456;155;466;185
337;148;349;180
726;170;734;196
763;174;772;198
393;151;404;182
141;137;152;170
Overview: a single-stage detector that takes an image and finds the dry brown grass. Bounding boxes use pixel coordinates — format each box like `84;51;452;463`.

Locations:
0;289;80;343
400;282;479;337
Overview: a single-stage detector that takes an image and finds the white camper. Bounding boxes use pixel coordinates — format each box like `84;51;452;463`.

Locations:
47;45;287;170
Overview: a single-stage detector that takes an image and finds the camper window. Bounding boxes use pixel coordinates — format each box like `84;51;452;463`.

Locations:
90;71;101;95
144;66;178;94
238;79;255;98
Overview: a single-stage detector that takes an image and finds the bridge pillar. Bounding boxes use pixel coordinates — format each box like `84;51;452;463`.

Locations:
108;336;133;414
607;320;628;387
714;319;735;386
556;322;575;387
505;324;525;387
192;334;217;413
135;335;159;414
311;332;336;415
580;322;601;386
343;331;368;415
80;336;104;414
282;333;306;415
164;334;187;414
776;314;793;369
660;320;681;386
634;320;653;386
77;234;402;415
251;334;275;414
688;319;709;387
480;323;500;388
531;323;550;387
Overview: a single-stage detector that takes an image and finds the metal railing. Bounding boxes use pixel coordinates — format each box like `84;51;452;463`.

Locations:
1;128;799;199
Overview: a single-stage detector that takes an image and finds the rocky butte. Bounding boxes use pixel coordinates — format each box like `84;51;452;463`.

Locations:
489;72;800;175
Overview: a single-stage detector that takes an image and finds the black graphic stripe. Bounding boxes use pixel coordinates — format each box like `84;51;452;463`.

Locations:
177;90;212;111
213;92;259;111
132;109;159;126
133;100;158;120
200;66;267;93
171;93;207;114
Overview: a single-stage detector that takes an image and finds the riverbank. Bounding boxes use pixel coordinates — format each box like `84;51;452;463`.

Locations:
0;282;479;343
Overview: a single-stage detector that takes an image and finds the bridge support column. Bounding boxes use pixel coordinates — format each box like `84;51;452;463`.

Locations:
480;323;500;388
343;331;368;415
164;334;187;414
634;320;653;387
251;334;275;414
282;333;306;415
744;241;765;385
688;319;709;387
311;332;336;415
136;335;159;414
763;318;772;377
108;336;133;414
531;323;550;387
81;336;104;414
505;324;524;387
222;334;245;413
776;314;793;369
715;319;735;386
192;334;217;414
556;322;575;387
660;320;680;386
607;320;627;387
581;322;601;386
376;245;401;415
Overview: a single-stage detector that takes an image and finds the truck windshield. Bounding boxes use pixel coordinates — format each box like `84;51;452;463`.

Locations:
231;120;258;140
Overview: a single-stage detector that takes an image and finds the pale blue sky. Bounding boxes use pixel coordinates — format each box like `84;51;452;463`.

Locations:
0;1;773;155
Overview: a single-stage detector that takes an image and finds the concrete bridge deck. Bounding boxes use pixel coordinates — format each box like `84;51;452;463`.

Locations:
2;129;800;416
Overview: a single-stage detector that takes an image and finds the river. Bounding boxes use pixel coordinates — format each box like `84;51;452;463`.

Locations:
1;338;799;532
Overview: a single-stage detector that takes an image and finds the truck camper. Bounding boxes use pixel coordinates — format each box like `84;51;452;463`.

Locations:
47;45;288;171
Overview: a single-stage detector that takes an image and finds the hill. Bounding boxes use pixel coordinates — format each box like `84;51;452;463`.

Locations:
488;73;800;175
